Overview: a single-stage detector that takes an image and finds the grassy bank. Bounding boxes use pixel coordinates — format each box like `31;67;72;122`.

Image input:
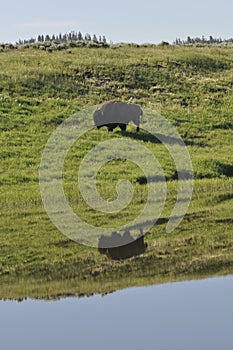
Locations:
0;46;233;300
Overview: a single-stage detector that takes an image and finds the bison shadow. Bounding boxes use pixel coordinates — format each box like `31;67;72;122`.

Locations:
136;170;193;184
118;130;199;147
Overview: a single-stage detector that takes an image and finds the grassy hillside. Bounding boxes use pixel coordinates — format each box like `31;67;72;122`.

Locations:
0;45;233;300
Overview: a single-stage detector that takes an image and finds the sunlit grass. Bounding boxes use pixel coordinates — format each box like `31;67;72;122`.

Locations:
0;45;232;299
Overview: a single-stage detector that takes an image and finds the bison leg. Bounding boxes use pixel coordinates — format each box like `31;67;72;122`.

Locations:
108;123;118;132
108;124;116;132
119;123;127;131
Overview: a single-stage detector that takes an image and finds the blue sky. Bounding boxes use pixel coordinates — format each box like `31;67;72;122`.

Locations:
1;0;233;43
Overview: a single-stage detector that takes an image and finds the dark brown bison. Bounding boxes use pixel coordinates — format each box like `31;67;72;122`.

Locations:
93;101;143;132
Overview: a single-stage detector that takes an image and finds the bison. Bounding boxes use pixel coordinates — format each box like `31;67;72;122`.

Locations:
93;101;143;132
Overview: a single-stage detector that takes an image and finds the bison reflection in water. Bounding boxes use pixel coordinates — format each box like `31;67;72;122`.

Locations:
98;229;147;260
93;101;143;132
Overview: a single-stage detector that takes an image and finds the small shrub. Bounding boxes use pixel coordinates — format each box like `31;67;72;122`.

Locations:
57;44;66;50
158;41;170;47
68;42;77;48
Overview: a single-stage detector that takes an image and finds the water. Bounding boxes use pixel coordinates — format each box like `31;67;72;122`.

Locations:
0;276;233;350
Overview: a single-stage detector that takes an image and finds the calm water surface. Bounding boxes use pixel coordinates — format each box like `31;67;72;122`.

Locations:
0;276;233;350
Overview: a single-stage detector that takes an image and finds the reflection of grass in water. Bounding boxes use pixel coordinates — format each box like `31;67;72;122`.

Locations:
1;177;233;300
0;46;233;299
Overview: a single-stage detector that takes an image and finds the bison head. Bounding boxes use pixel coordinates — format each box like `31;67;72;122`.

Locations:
93;109;103;129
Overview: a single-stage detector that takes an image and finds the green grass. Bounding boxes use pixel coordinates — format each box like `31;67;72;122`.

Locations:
0;46;233;300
